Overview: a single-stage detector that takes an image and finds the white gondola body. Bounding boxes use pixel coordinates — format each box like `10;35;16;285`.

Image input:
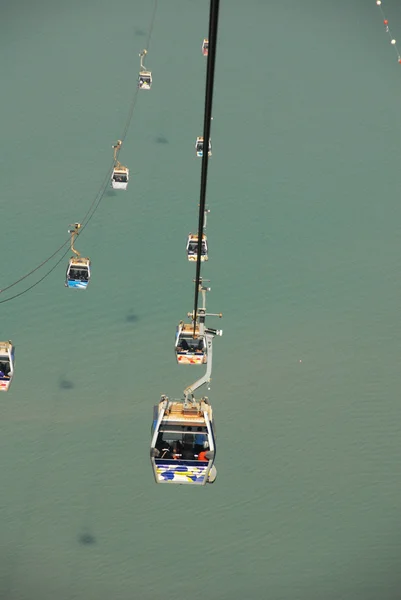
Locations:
175;322;207;365
111;167;129;191
65;258;91;290
0;341;15;392
138;70;152;90
186;234;208;262
150;397;217;485
195;136;212;158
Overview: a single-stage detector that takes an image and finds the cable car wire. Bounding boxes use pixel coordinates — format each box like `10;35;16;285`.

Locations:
0;0;159;301
193;0;220;327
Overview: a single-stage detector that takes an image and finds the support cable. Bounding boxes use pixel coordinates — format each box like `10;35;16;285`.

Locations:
193;0;220;330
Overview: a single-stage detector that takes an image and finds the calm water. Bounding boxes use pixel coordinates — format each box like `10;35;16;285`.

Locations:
0;0;400;598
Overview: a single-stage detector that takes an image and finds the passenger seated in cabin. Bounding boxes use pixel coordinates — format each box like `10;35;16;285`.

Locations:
70;269;86;281
179;339;189;351
194;340;204;353
182;445;195;460
155;439;172;459
198;450;211;461
0;361;10;377
171;441;183;460
160;445;172;459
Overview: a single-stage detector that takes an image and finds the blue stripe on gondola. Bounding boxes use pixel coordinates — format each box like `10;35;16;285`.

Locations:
66;280;89;289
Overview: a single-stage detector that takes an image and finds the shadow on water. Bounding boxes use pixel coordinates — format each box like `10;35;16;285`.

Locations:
78;532;96;546
59;378;74;390
135;28;146;36
106;189;117;198
126;311;139;324
155;136;168;144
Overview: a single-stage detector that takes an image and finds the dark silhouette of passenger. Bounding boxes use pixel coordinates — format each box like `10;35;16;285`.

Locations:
180;339;189;351
171;441;183;459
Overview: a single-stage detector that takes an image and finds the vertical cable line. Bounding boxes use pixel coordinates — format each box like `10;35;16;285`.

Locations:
193;0;220;327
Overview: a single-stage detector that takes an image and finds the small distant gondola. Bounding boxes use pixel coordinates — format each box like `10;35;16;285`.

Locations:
0;341;15;392
195;136;212;158
65;223;91;290
111;140;129;190
186;233;208;262
175;321;207;365
138;49;152;90
65;257;91;290
202;38;209;56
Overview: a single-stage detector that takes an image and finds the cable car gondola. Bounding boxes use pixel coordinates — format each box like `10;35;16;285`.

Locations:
138;49;152;90
202;38;209;56
186;233;208;262
65;257;91;289
175;321;207;365
111;166;129;190
111;140;129;190
65;223;91;289
138;71;152;90
150;395;217;485
0;341;15;392
195;136;212;158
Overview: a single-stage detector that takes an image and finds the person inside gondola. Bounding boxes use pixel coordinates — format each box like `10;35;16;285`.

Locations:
194;339;204;353
180;339;189;351
0;361;9;377
198;449;211;461
171;441;183;460
70;269;85;281
182;445;194;460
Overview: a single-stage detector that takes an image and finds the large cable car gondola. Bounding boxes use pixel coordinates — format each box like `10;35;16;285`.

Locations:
111;140;129;190
150;395;217;485
195;136;212;158
0;341;15;391
202;38;209;56
138;49;152;90
186;233;208;262
65;223;91;289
